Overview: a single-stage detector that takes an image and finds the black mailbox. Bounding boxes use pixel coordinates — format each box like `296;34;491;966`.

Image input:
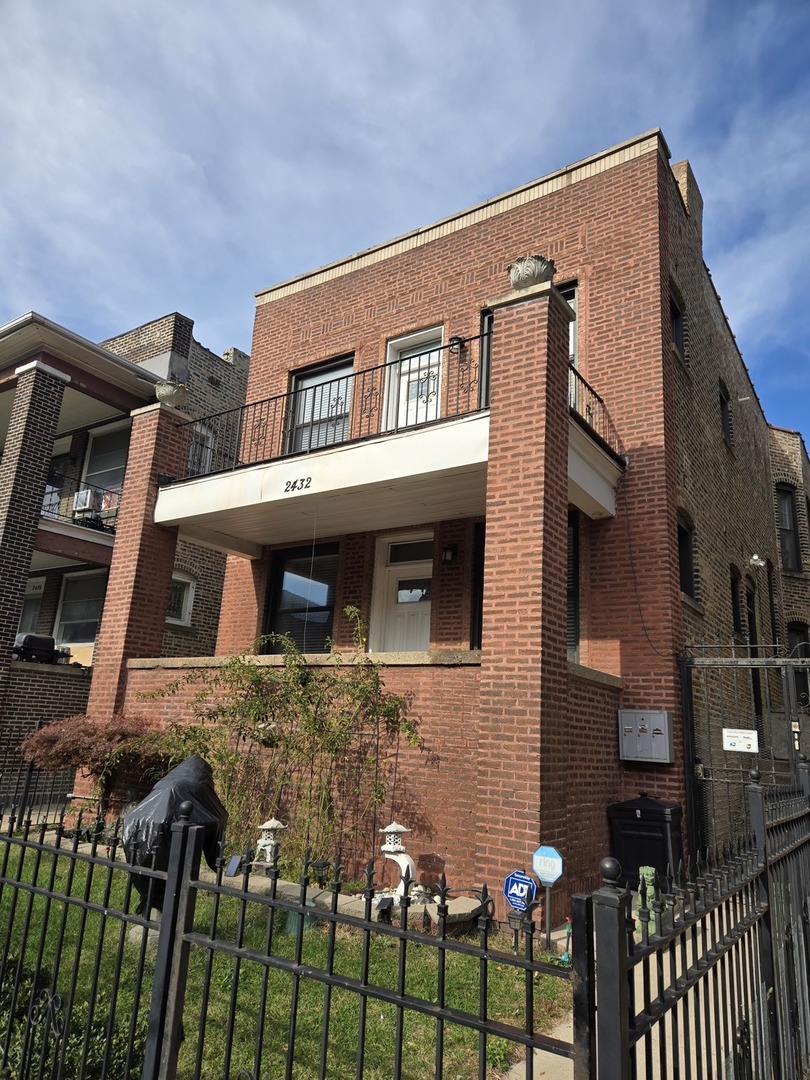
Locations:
607;793;683;887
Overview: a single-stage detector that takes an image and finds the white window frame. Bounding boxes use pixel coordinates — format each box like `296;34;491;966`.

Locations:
78;420;130;514
166;572;196;627
384;327;443;431
54;569;108;648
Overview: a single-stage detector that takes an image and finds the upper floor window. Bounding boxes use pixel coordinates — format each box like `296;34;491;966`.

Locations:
188;423;214;477
776;484;802;572
788;621;810;708
678;514;696;598
287;357;354;454
84;424;129;495
670;294;686;363
385;328;442;430
730;566;743;634
719;381;733;444
558;283;578;367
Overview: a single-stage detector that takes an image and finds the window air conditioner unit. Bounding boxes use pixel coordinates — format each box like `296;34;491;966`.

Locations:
73;489;96;512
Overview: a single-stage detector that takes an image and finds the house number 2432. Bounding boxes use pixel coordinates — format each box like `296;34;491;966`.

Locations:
283;477;312;493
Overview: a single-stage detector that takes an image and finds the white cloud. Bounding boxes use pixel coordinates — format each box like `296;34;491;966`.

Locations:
0;0;807;428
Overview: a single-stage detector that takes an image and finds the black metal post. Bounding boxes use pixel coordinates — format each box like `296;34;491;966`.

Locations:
591;857;631;1080
798;753;810;801
141;802;205;1080
747;770;783;1080
571;893;595;1080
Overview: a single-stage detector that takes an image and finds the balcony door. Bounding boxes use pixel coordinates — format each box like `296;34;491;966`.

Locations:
385;329;442;431
370;534;433;652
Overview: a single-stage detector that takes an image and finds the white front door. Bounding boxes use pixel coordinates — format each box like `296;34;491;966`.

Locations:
370;535;433;652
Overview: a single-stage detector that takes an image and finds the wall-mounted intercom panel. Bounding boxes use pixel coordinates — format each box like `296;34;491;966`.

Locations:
618;710;674;764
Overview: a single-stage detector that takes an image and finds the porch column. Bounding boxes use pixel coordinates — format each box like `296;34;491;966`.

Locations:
0;361;69;688
86;403;186;719
476;280;573;910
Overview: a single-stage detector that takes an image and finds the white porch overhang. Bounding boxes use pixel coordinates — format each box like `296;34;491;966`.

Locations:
155;412;622;558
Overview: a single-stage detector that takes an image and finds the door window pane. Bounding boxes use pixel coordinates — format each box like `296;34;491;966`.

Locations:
397;579;431;603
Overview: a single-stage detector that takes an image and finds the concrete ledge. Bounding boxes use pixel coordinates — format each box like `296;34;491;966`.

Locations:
128;650;482;671
567;661;622;689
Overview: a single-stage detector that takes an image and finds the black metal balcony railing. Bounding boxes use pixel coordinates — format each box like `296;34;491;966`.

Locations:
171;334;623;484
40;464;120;535
568;364;624;461
177;333;491;481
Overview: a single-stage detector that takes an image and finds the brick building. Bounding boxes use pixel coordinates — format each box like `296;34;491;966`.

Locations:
0;311;248;795
97;129;809;909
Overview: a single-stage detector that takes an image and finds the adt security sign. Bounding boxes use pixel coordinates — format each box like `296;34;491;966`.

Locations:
532;846;564;886
503;870;536;912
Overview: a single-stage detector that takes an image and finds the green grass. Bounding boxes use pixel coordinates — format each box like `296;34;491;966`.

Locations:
0;840;571;1079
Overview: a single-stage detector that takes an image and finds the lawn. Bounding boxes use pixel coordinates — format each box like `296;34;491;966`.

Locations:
0;833;571;1079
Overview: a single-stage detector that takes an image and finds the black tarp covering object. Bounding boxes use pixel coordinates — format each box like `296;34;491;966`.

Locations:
122;755;228;911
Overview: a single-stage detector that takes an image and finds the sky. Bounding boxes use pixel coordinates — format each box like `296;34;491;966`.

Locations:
1;1;809;431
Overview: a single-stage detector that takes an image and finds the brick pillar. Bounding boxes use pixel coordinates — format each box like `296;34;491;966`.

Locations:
476;281;573;908
0;361;68;680
86;403;186;719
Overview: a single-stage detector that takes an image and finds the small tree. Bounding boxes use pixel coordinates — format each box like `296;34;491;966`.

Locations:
137;608;421;865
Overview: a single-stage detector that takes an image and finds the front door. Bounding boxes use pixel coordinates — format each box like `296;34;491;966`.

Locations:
370;535;433;652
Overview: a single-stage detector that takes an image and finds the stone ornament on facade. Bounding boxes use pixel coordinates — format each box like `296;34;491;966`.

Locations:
155;380;190;408
506;254;556;290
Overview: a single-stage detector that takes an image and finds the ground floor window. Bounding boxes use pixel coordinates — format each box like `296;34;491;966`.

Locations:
166;572;196;626
266;544;340;653
55;570;107;647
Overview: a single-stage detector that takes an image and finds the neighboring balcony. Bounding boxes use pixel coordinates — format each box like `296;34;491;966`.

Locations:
34;461;120;567
156;334;625;557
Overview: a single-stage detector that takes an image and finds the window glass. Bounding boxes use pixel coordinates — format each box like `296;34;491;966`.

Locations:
389;540;433;564
267;544;339;653
188;424;214;477
776;485;802;572
287;359;353;453
56;572;107;645
396;579;431;603
166;575;195;625
678;518;695;598
85;428;129;493
386;330;442;430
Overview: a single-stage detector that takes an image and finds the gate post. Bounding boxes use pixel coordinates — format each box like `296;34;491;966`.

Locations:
571;892;595;1079
747;770;783;1080
591;858;631;1080
141;802;205;1080
798;753;810;801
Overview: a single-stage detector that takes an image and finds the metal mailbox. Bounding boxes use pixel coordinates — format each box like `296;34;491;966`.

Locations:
618;709;674;764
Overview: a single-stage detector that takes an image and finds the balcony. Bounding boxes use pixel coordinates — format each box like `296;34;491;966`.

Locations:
156;336;625;556
177;333;491;482
40;465;120;533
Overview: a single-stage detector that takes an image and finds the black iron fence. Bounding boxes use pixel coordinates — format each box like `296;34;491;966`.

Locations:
0;803;583;1080
582;758;810;1079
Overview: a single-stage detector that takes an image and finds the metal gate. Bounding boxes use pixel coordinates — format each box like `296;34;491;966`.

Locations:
681;648;809;854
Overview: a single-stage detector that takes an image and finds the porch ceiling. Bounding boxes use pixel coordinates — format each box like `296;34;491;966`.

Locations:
155;412;623;558
156;413;490;558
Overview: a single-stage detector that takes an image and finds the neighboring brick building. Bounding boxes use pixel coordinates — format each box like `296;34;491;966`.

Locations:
96;130;810;911
0;311;248;796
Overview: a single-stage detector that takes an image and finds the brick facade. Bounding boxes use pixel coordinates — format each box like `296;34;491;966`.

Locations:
101;130;810;912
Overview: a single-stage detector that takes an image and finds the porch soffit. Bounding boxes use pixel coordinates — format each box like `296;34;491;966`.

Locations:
155;413;622;558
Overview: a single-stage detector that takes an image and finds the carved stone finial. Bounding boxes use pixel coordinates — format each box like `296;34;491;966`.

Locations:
506;254;556;290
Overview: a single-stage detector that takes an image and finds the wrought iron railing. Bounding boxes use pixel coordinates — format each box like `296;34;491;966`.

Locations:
176;333;491;480
39;463;121;535
568;365;624;461
171;339;623;483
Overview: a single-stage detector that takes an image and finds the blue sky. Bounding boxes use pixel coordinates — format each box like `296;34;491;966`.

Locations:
1;1;808;431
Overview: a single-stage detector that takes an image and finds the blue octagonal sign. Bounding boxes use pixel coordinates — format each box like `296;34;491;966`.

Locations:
532;845;564;886
503;869;536;912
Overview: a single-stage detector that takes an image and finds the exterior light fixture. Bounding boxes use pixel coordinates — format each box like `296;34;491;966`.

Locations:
441;544;458;563
448;335;465;353
749;554;766;569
